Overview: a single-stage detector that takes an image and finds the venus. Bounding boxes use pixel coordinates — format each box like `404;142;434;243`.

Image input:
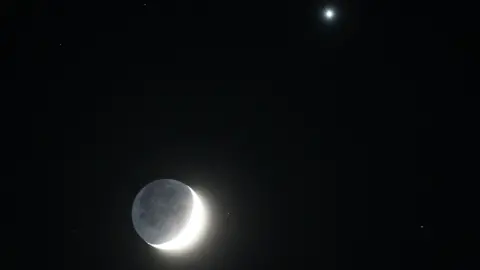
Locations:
131;179;207;251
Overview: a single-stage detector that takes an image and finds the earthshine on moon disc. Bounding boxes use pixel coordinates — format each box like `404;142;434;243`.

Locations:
131;179;207;251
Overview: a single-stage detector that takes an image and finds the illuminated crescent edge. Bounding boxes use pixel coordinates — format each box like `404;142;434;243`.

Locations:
150;187;207;251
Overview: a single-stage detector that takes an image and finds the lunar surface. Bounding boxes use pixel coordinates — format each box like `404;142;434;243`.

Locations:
132;179;200;250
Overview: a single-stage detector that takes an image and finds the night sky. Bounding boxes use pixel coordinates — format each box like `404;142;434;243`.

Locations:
5;0;478;269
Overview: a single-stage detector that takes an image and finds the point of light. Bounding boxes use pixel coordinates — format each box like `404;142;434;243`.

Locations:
151;187;207;251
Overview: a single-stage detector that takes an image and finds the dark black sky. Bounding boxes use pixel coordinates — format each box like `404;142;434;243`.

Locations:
5;0;478;269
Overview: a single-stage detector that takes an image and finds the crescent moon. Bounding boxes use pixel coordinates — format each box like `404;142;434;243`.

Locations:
151;187;207;251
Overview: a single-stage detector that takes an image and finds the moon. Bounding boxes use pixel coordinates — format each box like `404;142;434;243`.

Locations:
322;7;336;21
325;9;334;19
131;179;207;251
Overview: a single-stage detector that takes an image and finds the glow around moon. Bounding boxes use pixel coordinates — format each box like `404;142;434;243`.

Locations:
151;187;207;252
